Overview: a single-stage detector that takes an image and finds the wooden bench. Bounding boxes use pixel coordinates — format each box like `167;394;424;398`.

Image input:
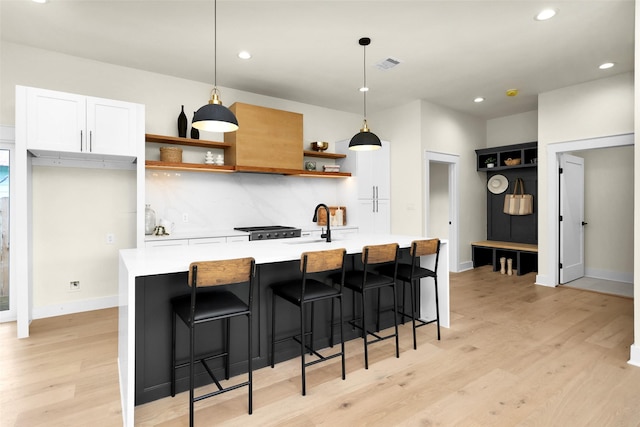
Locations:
471;240;538;276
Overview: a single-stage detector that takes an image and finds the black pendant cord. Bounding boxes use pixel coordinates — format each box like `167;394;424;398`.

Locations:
363;41;367;121
214;0;217;88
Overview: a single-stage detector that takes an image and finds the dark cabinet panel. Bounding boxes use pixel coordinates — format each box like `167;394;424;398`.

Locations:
483;156;537;244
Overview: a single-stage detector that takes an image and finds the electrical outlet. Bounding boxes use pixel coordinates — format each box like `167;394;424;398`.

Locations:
182;213;189;223
69;281;80;291
106;233;115;244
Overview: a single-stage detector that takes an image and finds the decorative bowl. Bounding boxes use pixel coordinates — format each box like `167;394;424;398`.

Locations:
504;158;521;166
311;141;329;152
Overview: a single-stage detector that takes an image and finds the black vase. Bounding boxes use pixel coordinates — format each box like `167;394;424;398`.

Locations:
177;105;187;138
190;112;199;139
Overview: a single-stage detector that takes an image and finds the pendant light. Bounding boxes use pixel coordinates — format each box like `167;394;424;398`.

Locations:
349;37;381;151
192;0;239;133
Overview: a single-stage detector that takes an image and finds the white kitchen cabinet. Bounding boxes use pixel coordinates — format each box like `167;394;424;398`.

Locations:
145;239;189;248
188;237;226;245
355;140;391;200
227;235;249;243
26;87;138;158
357;199;390;234
338;140;391;234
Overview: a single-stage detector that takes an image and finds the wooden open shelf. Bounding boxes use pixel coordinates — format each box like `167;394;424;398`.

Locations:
145;133;351;177
145;161;235;173
145;133;231;149
303;150;346;159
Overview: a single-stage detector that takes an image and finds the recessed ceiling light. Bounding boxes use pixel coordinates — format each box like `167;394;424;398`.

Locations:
535;8;557;21
474;97;485;103
32;0;48;3
599;62;615;70
238;51;251;60
359;86;369;92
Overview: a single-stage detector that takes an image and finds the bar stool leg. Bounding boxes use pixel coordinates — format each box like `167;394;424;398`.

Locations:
434;277;441;340
247;312;253;414
362;290;369;369
339;295;346;380
271;295;276;368
392;284;400;359
171;311;177;397
409;279;417;350
300;301;307;396
189;319;195;427
376;288;381;332
225;318;230;380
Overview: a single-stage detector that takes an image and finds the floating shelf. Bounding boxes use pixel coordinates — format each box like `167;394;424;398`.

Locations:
303;150;347;159
145;161;235;173
145;133;231;149
145;133;350;177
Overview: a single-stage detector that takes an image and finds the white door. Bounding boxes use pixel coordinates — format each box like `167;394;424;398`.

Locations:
559;153;585;283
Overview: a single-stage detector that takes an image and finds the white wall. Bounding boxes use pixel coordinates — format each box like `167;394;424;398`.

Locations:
486;110;537;147
372;100;423;235
420;100;486;266
580;146;634;282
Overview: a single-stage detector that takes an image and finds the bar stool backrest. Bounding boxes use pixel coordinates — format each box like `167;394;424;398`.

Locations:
410;239;440;272
362;243;399;265
188;258;255;288
301;248;346;273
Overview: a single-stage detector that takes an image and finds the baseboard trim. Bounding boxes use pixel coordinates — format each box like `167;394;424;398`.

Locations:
628;344;640;367
32;295;118;320
535;274;555;287
458;261;473;272
584;268;633;284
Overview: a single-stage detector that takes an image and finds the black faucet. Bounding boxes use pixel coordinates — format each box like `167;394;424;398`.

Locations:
312;203;331;242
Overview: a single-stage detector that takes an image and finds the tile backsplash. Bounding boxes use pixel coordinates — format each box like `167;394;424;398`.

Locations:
146;170;351;234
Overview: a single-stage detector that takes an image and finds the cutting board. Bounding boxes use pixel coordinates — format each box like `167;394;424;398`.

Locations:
316;206;347;226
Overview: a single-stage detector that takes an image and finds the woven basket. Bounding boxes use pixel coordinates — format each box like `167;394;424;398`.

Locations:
504;158;521;166
160;147;182;163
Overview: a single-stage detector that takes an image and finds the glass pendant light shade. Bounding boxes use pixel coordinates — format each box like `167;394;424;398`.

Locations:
349;37;381;151
192;89;238;132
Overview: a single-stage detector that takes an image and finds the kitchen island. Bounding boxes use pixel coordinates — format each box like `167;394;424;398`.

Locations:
118;234;449;426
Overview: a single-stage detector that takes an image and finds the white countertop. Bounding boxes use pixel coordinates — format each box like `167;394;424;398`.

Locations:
123;233;434;277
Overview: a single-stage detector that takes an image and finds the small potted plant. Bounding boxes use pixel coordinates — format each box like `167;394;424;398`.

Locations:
485;157;496;168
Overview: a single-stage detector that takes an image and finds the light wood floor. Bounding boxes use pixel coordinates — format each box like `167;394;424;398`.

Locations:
2;266;639;426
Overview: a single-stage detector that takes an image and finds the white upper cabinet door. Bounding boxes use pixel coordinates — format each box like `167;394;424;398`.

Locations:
26;88;86;153
86;97;137;157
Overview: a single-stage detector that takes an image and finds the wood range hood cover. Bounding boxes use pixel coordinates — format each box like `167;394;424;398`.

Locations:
224;102;303;174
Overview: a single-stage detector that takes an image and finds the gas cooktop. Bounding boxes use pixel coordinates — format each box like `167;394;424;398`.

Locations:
234;225;302;241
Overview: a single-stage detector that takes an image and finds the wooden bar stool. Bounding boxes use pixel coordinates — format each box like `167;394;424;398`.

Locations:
339;243;400;369
377;238;441;349
270;248;347;396
171;257;255;427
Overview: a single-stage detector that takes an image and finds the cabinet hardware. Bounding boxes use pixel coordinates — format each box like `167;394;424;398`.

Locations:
80;130;83;151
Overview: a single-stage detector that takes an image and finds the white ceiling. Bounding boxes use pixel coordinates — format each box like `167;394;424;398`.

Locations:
1;0;634;120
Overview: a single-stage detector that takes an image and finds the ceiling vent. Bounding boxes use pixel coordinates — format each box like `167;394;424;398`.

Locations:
375;57;402;71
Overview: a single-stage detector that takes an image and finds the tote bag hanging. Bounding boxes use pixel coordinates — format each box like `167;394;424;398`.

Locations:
503;178;533;215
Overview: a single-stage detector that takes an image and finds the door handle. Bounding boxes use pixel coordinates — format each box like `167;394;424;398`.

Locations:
582;221;588;226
